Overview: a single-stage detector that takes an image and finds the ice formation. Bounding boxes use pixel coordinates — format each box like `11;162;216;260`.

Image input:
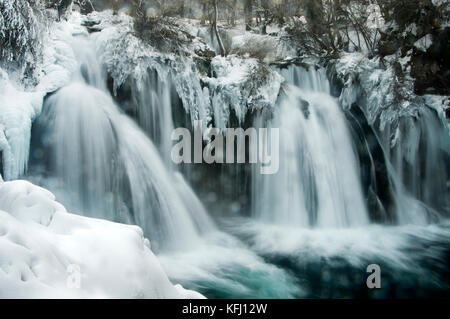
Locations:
0;15;81;182
0;69;44;181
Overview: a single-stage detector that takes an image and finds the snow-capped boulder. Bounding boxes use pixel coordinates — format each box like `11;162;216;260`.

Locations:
0;180;204;299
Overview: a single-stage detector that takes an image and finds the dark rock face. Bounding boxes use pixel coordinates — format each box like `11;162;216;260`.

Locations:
378;35;399;57
194;47;216;59
57;0;73;20
81;17;100;27
411;28;450;96
77;0;95;15
344;105;397;224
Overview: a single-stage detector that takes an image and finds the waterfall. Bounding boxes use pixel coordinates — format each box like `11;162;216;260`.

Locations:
339;68;450;225
131;68;177;163
258;65;450;228
252;66;369;228
32;35;215;252
376;106;450;224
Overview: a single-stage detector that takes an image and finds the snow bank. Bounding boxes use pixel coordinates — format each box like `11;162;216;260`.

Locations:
0;180;204;299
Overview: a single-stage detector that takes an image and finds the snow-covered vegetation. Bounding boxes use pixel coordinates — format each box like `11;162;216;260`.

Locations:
0;0;46;83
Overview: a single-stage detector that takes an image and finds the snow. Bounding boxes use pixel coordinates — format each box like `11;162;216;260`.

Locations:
0;179;204;299
0;0;43;81
207;55;283;130
414;34;433;53
91;11;284;131
334;52;417;131
35;19;81;93
432;0;445;6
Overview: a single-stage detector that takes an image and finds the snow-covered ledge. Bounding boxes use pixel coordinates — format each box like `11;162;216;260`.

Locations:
0;180;204;299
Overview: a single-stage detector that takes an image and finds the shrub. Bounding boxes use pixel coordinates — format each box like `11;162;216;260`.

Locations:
0;0;44;80
131;0;192;52
231;36;276;62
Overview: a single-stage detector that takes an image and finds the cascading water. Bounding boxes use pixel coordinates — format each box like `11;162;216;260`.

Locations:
377;106;450;224
3;8;449;299
340;75;450;225
27;28;300;299
32;35;214;252
252;66;369;228
131;68;177;163
252;65;449;227
233;65;450;298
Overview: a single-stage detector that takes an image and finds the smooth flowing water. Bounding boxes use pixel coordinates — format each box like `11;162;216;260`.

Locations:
28;30;301;298
238;65;450;298
131;68;177;164
23;18;450;297
32;36;213;252
252;67;369;228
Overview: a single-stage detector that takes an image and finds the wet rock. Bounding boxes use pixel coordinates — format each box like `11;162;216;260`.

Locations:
195;47;216;59
81;17;101;28
411;28;450;95
378;33;400;57
87;26;103;33
76;0;95;15
297;98;310;119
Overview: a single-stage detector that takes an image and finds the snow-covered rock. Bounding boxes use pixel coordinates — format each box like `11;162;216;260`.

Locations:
90;11;284;130
207;55;283;130
414;34;433;53
0;180;204;299
91;11;211;129
333;52;419;132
